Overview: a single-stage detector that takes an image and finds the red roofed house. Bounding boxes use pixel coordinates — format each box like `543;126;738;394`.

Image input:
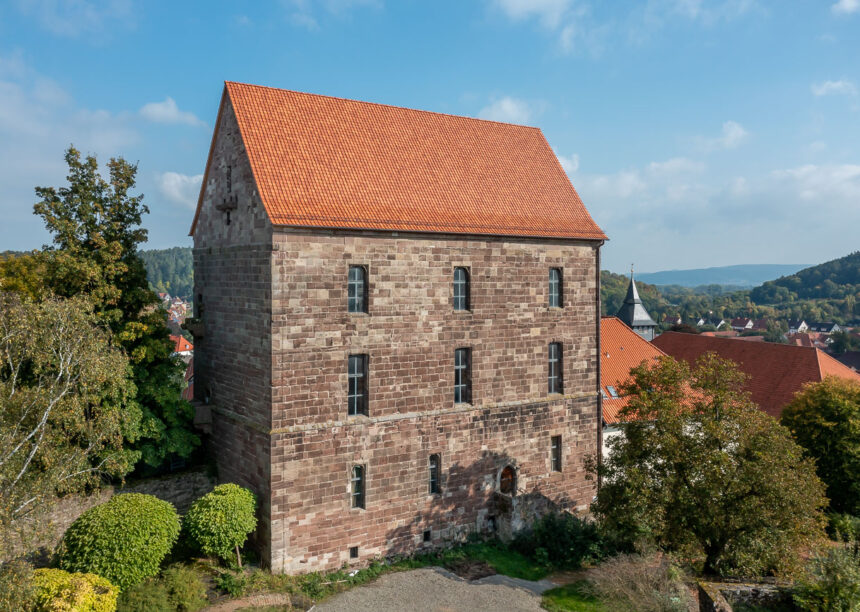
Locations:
190;82;606;573
600;317;668;457
653;332;860;418
170;334;194;357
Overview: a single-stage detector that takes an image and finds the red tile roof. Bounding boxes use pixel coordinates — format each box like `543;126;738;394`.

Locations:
652;331;860;418
191;82;606;241
601;317;669;424
170;334;193;353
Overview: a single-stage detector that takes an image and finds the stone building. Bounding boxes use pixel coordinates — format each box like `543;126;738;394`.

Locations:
190;81;606;573
615;271;657;340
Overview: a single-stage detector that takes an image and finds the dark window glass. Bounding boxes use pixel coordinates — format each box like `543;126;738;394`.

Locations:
348;266;367;313
548;342;563;394
348;355;368;416
349;546;359;558
454;348;472;404
429;454;441;494
551;435;562;472
453;267;470;311
351;465;365;509
549;268;562;308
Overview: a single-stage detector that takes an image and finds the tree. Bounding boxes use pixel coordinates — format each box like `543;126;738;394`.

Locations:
590;353;827;578
781;378;860;516
30;147;198;469
0;293;138;551
830;331;860;355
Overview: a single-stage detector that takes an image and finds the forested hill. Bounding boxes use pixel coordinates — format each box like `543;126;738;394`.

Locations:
139;247;193;298
751;252;860;303
636;263;809;288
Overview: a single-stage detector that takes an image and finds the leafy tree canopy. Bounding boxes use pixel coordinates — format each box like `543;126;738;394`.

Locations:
590;353;828;578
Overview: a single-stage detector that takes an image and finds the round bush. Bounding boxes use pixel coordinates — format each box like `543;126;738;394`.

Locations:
184;483;257;563
32;568;118;612
58;493;181;591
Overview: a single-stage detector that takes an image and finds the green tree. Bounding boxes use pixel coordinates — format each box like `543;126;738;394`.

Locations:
830;331;860;355
0;293;138;552
781;378;860;515
31;147;198;469
590;353;827;577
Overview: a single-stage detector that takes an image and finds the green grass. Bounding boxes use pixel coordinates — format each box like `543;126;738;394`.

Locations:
541;581;607;612
447;541;550;581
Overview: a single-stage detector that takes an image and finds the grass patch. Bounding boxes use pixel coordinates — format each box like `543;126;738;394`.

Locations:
440;541;550;581
541;581;606;612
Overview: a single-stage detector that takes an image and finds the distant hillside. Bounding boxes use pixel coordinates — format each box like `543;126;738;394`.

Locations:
636;264;809;288
139;247;193;299
751;252;860;303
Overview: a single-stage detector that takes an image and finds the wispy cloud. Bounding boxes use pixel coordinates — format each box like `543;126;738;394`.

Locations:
555;151;580;174
478;97;534;124
831;0;860;15
139;97;205;127
492;0;573;28
697;120;748;151
284;0;382;30
15;0;134;38
811;79;857;97
157;172;203;209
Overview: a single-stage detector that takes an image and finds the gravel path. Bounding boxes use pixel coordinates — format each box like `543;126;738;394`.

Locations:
313;567;553;612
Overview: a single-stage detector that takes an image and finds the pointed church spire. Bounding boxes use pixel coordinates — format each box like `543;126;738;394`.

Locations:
616;266;657;341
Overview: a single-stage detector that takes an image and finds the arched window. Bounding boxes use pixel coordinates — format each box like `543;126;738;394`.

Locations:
453;267;470;311
499;465;516;495
348;266;367;313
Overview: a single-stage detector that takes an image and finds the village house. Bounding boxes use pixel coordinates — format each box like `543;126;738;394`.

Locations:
653;332;860;418
730;317;754;331
190;82;606;573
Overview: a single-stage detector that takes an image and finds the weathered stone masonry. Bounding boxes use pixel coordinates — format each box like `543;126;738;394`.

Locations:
191;83;604;573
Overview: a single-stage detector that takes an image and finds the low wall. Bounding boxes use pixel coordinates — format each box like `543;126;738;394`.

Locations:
3;468;216;562
698;580;796;611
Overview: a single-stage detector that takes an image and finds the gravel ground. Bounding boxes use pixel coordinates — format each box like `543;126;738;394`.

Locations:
313;567;553;612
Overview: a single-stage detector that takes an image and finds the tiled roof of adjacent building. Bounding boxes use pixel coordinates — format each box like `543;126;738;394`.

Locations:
652;331;860;418
170;334;193;353
191;81;606;240
601;317;668;424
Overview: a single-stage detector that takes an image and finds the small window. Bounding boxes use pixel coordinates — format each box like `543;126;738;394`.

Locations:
607;385;619;398
549;268;562;308
453;267;470;311
349;546;359;559
454;348;472;404
548;342;563;395
423;529;432;543
348;355;368;416
348;265;367;313
499;465;516;495
551;435;562;472
429;453;441;495
351;465;365;509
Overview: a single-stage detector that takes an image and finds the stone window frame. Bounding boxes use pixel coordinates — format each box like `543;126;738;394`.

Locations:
347;354;369;416
550;435;562;472
347;265;368;314
453;266;470;312
428;453;441;495
548;342;563;395
549;267;563;308
350;464;366;509
454;347;472;405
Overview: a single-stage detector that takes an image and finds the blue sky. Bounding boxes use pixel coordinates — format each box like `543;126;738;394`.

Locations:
1;0;858;273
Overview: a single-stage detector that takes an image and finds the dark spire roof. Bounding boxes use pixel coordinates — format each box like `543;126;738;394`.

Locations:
616;270;657;329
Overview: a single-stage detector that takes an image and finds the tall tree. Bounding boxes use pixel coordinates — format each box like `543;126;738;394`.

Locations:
0;293;137;552
590;353;827;578
32;147;198;469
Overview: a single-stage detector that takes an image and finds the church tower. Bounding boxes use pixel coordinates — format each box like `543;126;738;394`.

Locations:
616;269;657;341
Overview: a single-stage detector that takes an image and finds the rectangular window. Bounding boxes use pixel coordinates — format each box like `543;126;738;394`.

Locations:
548;342;563;394
351;465;365;509
606;385;619;398
429;453;441;494
454;348;472;404
348;354;368;416
348;265;367;313
453;267;470;311
549;268;562;308
551;435;562;472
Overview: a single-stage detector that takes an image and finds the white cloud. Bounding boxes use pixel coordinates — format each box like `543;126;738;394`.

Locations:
492;0;573;28
284;0;381;30
157;172;203;209
647;157;705;175
139;97;205;126
771;164;860;202
478;97;533;124
698;120;748;151
811;79;857;97
832;0;860;15
555;151;580;174
16;0;134;38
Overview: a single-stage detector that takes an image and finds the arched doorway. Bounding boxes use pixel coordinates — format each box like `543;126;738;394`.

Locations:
499;465;516;496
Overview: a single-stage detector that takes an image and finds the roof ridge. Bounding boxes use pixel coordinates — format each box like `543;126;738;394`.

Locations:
662;331;821;352
224;80;544;131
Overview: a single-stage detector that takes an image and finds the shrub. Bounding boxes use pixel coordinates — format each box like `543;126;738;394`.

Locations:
586;553;693;612
0;560;35;611
792;543;860;612
512;512;606;570
32;568;118;612
184;484;257;565
828;513;860;543
115;581;170;612
117;565;206;612
58;493;181;590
